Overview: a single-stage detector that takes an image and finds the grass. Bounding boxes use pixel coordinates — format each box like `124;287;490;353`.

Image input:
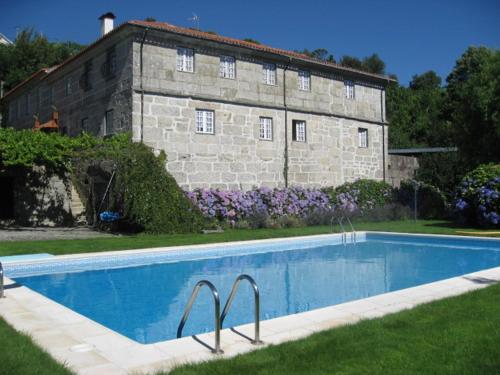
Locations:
0;316;73;375
1;220;499;257
167;283;500;375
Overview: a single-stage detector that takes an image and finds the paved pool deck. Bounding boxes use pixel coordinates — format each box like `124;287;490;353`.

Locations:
1;232;499;375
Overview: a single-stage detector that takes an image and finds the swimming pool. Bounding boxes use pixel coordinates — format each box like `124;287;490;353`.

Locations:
6;232;500;344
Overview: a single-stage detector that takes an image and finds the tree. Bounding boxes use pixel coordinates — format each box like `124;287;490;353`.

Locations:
0;28;84;92
243;38;261;45
339;55;363;70
445;46;500;168
361;53;385;75
297;48;335;63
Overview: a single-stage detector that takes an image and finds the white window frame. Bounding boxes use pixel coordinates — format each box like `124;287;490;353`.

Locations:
298;70;310;91
195;109;215;134
358;128;368;148
220;55;235;79
259;117;273;141
345;80;355;99
293;120;306;142
262;63;276;85
177;47;194;73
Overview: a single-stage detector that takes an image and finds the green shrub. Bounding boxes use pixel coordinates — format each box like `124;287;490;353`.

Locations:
397;180;448;219
323;179;394;211
96;140;205;234
453;164;500;227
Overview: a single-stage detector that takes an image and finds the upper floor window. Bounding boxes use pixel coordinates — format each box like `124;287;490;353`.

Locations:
262;63;276;85
195;109;214;134
104;109;114;136
65;77;72;96
345;80;355;99
358;128;368;148
259;117;273;140
220;55;235;79
292;120;306;142
177;47;194;72
101;47;117;79
298;70;310;91
79;60;93;91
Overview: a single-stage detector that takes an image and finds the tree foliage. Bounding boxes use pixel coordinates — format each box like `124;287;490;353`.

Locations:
445;47;500;169
0;28;84;92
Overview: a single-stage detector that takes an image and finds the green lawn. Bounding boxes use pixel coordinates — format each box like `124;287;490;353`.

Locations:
1;220;499;257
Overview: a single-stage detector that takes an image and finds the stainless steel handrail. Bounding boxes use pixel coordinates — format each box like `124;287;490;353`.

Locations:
176;280;222;354
345;216;356;244
221;274;263;345
0;261;4;298
331;216;347;244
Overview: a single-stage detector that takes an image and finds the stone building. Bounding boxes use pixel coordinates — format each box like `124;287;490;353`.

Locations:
1;14;393;191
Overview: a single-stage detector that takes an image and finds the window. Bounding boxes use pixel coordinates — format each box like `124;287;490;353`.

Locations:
345;80;355;99
177;47;194;72
298;70;310;91
104;110;114;136
262;63;276;85
219;55;235;79
65;77;72;96
195;109;214;134
259;117;273;140
79;60;93;91
81;117;89;132
22;94;28;116
9;101;16;121
358;128;368;148
101;47;117;79
292;120;306;142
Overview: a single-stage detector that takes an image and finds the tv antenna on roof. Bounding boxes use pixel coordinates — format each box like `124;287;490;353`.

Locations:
188;13;200;30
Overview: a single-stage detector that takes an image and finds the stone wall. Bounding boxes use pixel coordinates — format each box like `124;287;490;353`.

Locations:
388;154;419;187
134;92;387;190
4;31;134;136
1;167;82;226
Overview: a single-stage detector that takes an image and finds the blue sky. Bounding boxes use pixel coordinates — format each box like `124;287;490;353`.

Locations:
1;0;499;85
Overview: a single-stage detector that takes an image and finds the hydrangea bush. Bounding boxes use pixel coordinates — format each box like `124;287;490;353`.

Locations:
453;164;500;227
186;186;331;224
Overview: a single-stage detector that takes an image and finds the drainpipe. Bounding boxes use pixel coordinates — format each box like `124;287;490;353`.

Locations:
283;58;291;187
381;88;386;182
139;27;149;143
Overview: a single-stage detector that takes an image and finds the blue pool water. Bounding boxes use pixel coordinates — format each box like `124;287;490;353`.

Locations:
10;233;500;344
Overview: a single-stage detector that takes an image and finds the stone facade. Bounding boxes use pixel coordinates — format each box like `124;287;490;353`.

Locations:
388;154;419;187
3;21;390;191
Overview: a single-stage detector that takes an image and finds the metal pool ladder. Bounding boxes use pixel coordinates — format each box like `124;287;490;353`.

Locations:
221;274;263;345
177;280;223;354
331;215;357;245
176;274;262;354
0;261;5;298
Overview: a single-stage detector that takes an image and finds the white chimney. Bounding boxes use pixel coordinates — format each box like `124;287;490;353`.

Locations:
99;12;116;36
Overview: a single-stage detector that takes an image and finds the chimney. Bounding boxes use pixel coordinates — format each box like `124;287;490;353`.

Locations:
99;12;116;36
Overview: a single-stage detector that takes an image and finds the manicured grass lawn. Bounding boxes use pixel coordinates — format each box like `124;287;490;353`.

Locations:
1;220;499;257
167;283;500;375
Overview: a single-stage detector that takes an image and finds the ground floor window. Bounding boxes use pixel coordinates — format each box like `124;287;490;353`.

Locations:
195;109;215;134
259;117;273;140
104;110;114;136
358;128;368;148
292;120;306;142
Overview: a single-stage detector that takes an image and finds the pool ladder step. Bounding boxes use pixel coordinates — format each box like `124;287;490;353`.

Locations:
331;215;356;245
176;274;262;354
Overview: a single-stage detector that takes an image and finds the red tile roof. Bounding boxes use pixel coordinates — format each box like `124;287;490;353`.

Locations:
1;19;393;101
129;20;393;82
